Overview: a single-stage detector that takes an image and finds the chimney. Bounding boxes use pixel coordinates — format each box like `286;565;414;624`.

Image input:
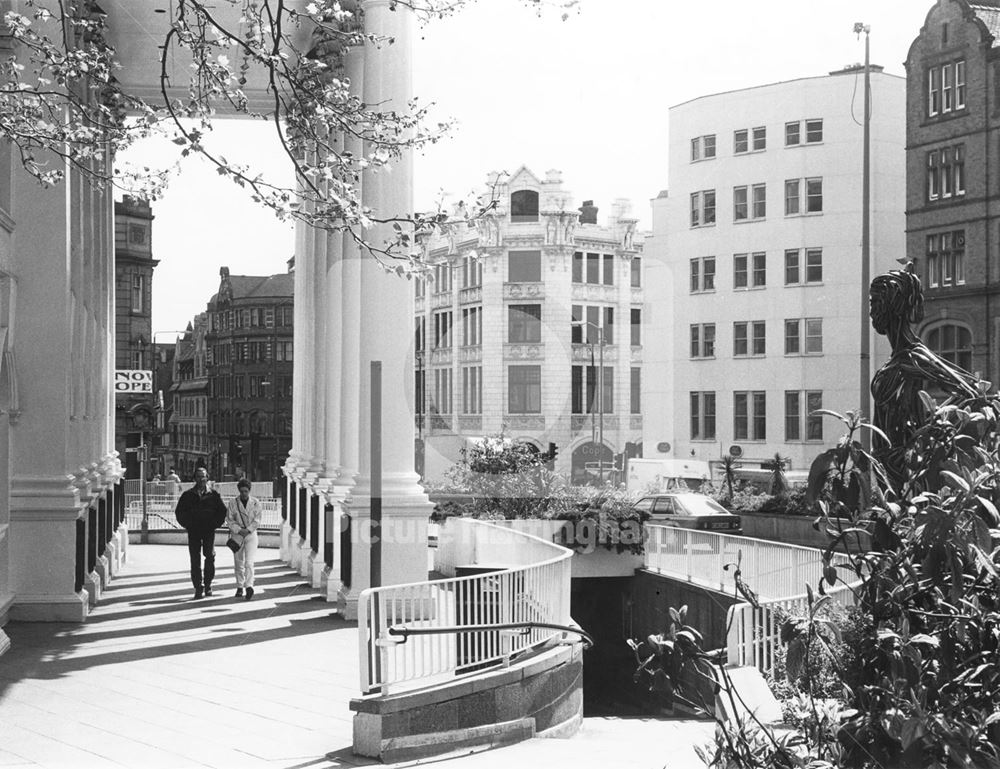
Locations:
578;200;598;225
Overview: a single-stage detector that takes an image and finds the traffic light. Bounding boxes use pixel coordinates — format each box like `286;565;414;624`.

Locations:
546;442;558;470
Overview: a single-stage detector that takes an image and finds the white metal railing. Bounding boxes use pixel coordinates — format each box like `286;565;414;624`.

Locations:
358;517;573;695
643;524;859;679
643;524;853;601
725;585;857;679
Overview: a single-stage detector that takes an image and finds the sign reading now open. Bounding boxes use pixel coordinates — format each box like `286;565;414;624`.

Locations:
115;370;152;394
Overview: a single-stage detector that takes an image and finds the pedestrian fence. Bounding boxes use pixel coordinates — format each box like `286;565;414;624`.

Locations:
124;494;283;531
358;517;574;695
123;479;274;500
642;523;860;680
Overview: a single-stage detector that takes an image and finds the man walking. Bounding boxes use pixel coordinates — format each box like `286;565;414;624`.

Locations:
175;467;227;599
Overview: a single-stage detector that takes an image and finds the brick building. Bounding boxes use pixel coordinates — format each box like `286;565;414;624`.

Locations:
113;196;159;479
206;267;294;481
906;0;1000;384
166;314;209;479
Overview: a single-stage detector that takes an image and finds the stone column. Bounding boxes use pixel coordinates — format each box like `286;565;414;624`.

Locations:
337;0;431;619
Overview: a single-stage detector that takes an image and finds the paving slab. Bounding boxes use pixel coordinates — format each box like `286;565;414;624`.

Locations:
0;544;714;769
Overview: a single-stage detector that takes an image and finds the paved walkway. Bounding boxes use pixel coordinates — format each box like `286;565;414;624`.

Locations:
0;545;712;769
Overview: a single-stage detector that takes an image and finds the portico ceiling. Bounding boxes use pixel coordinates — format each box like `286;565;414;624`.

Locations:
101;0;312;115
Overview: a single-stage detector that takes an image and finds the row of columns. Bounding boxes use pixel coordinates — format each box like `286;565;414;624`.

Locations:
281;0;431;619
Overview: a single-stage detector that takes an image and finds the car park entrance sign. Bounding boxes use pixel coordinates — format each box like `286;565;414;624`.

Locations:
115;370;152;394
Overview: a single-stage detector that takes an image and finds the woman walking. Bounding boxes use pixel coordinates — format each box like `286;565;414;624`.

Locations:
226;478;262;600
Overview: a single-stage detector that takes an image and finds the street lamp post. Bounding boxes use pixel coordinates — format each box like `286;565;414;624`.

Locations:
572;319;607;485
415;350;424;476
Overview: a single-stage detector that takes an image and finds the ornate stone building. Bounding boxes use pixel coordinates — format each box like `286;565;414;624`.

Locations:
166;314;209;480
206;267;294;482
414;166;645;483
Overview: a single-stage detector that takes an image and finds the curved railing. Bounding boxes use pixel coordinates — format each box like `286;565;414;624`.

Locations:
643;523;858;679
358;517;573;695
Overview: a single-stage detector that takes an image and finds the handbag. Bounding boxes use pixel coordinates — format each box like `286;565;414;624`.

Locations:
226;503;248;552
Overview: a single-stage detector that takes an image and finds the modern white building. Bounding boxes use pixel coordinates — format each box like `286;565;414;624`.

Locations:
415;166;645;484
644;67;906;478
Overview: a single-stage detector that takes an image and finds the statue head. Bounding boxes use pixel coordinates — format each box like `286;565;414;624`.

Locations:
870;264;923;336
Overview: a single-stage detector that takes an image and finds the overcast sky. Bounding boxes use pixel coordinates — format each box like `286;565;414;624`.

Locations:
121;0;934;336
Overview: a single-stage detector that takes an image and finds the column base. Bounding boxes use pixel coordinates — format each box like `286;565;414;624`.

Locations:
289;535;304;570
299;543;313;578
339;585;361;621
105;537;120;577
95;555;110;589
85;571;101;607
279;521;292;562
310;555;326;588
11;591;88;622
321;567;342;603
117;522;129;564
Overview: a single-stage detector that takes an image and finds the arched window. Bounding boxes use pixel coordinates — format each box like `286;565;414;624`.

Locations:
510;189;539;223
927;323;973;372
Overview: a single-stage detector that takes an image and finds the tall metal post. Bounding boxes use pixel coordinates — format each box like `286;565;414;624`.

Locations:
858;22;872;448
370;361;382;590
598;327;605;485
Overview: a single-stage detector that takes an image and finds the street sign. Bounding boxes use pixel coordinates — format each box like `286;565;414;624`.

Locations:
115;369;152;394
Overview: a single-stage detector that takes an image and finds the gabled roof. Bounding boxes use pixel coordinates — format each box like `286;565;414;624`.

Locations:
971;3;1000;43
209;272;294;307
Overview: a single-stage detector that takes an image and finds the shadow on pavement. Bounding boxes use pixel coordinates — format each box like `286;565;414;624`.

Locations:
0;545;352;701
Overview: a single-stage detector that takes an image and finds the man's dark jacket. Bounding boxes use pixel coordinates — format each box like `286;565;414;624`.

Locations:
175;487;227;533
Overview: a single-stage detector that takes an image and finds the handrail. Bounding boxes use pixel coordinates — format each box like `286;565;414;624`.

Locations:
387;621;594;650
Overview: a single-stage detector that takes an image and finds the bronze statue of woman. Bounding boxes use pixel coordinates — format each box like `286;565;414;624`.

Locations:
869;265;980;486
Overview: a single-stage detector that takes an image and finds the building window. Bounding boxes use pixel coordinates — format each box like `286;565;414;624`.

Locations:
927;145;965;201
690;323;716;358
576;252;614;285
734;129;749;154
630;257;641;288
786;390;824;441
433;262;452;293
752;184;766;218
927;324;973;372
630;308;641;346
785;179;800;215
508;250;541;282
130;349;144;370
433;310;453;348
785;121;800;146
462;367;482;414
785;248;823;284
131;274;144;313
433;368;453;414
734;186;747;221
752;126;766;151
630;368;641;414
734;253;748;289
510;189;539;223
415;315;425;352
508;304;541;343
928;60;965;116
462;306;482;346
806;178;823;212
752;320;766;355
805;119;823;143
926;230;965;288
785;318;822;355
690;391;716;440
734;391;766;441
691;134;716;161
735;321;765;356
571;305;613;344
733;322;748;357
752;252;766;287
690;189;716;227
571;365;612;415
508;365;541;413
461;255;482;288
690;256;715;292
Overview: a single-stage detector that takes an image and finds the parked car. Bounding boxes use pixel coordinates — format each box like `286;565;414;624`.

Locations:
631;493;742;535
